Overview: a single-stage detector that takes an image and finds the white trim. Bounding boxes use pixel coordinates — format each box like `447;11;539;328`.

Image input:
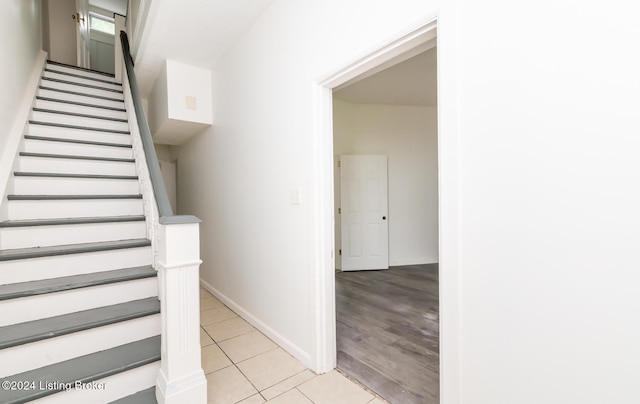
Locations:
318;17;438;89
434;8;461;402
389;259;439;267
156;368;207;404
0;50;47;220
311;13;462;401
200;279;313;368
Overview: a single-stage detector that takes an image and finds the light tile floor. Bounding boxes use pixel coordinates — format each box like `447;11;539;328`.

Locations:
200;287;388;404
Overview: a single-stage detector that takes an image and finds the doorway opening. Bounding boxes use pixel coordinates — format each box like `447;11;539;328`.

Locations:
41;0;127;74
310;15;448;404
332;44;439;403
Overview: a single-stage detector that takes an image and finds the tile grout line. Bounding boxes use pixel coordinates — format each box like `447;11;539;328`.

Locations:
199;295;277;403
295;386;316;403
202;291;381;404
259;368;317;403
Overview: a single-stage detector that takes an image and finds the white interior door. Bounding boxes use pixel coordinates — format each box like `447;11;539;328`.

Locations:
340;155;389;271
75;0;91;68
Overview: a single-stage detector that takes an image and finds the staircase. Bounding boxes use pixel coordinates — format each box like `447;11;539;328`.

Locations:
0;61;160;403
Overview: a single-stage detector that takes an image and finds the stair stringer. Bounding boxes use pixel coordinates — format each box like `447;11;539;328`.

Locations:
121;76;161;273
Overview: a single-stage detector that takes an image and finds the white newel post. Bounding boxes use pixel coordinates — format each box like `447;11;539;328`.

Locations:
155;219;207;404
114;14;126;83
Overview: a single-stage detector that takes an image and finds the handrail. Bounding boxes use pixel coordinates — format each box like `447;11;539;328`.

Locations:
119;30;199;224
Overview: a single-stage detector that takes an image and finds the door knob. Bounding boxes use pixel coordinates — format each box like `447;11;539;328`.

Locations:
382;216;386;220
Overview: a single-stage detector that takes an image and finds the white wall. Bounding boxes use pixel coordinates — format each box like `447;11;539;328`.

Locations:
333;100;438;267
455;1;640;403
148;60;212;145
0;0;41;152
172;0;442;368
170;0;640;402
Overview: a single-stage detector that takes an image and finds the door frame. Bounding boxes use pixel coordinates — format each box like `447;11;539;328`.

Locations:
310;14;461;402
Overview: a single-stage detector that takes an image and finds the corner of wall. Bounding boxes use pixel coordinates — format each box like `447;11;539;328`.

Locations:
0;50;47;220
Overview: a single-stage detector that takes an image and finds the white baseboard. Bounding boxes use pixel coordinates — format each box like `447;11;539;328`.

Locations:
199;279;313;370
389;258;439;266
0;50;47;220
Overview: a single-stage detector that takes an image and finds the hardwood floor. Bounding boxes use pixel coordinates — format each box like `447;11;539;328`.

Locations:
335;264;439;404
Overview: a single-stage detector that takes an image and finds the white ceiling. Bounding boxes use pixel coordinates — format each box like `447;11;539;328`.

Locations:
89;0;127;16
333;46;437;107
135;0;275;97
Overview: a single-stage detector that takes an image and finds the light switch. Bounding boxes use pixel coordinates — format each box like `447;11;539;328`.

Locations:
290;188;302;205
185;96;197;110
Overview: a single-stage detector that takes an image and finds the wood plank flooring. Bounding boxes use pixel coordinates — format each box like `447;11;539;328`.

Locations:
335;264;439;404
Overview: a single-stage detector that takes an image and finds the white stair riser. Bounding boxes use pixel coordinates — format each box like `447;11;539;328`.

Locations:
28;123;131;145
41;79;124;101
0;246;152;284
0;278;157;326
45;64;118;83
15;156;136;176
9;176;139;196
30;111;130;132
0;220;146;249
23;139;133;160
34;98;127;120
31;362;159;404
0;315;160;378
44;70;122;92
7;198;144;220
37;88;125;110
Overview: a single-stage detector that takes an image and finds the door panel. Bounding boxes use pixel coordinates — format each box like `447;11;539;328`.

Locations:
340;155;389;271
46;0;77;65
76;0;90;68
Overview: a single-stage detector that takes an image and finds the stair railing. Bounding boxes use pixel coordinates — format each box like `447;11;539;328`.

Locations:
119;30;207;404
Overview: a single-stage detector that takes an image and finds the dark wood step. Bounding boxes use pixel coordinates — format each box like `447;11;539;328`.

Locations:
0;335;160;403
0;239;150;261
0;298;159;350
0;265;154;301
